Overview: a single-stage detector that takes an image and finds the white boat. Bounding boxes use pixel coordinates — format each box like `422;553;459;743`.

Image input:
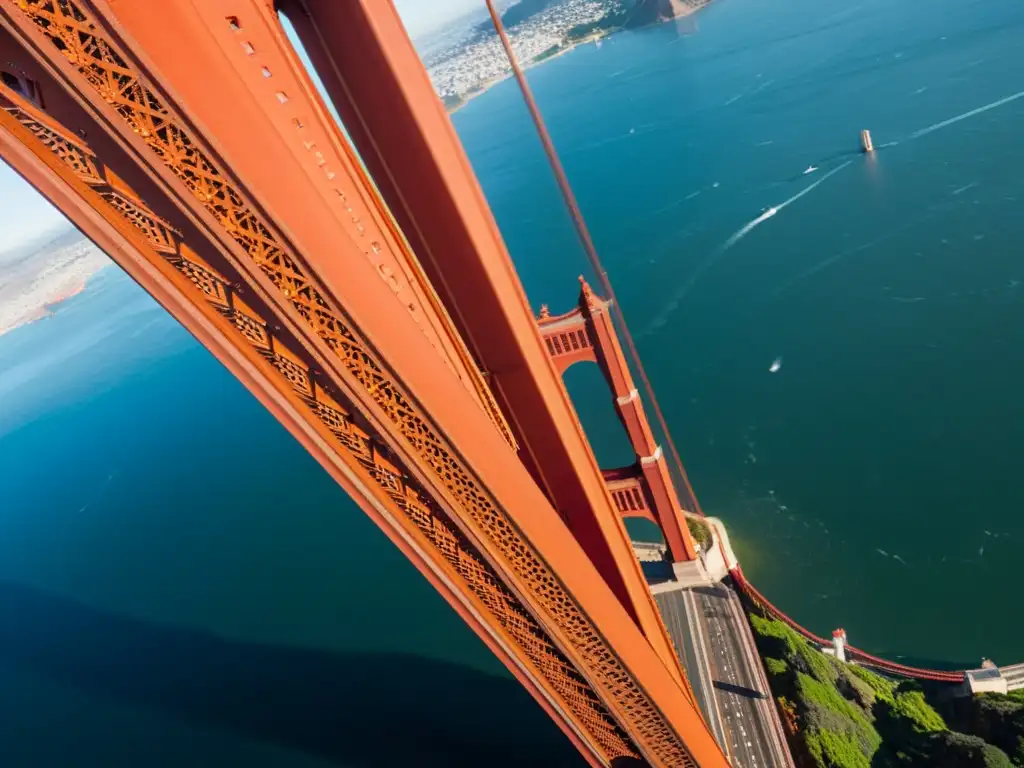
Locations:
769;357;782;373
803;165;818;175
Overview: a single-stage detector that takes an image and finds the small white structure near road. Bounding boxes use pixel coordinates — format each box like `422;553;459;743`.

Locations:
821;628;848;663
832;628;848;663
964;662;1009;695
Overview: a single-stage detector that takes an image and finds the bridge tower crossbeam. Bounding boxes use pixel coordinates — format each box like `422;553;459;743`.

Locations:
0;0;729;765
538;280;700;566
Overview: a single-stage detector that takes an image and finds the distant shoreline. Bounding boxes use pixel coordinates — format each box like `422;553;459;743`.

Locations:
445;28;613;115
0;268;103;339
43;278;88;311
443;4;705;115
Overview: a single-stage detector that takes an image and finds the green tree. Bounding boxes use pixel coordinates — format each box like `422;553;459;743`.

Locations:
890;690;947;734
954;692;1024;766
687;517;713;549
924;731;1014;767
745;610;1016;767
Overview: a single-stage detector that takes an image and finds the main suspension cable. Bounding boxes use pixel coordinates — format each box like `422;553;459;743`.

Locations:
485;1;706;517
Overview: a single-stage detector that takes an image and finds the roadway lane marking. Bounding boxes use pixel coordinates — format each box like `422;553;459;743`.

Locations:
701;588;780;768
722;588;794;767
681;589;730;755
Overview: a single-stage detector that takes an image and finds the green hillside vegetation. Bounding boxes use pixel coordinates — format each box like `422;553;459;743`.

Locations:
749;614;1016;767
945;689;1024;766
686;517;713;549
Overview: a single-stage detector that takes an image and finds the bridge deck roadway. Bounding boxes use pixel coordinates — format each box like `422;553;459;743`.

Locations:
1001;663;1024;691
655;582;794;768
655;589;730;750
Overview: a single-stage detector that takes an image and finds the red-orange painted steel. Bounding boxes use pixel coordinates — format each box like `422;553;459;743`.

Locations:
0;99;591;758
278;0;687;675
732;568;965;683
0;0;731;764
539;311;599;374
539;282;698;563
485;0;708;522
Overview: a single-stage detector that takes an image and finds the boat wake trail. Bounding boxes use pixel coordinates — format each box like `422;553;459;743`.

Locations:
775;161;852;211
724;161;852;249
643;161;852;336
911;90;1024;139
724;208;777;248
952;182;979;196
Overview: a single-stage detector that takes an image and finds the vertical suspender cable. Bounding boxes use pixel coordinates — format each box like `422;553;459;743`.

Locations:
485;1;706;518
480;14;973;688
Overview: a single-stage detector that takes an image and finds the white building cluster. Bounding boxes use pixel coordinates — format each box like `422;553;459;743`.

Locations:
427;0;628;103
0;237;108;336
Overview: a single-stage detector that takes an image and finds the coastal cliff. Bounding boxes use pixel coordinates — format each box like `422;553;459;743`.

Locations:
625;0;712;27
750;614;1019;767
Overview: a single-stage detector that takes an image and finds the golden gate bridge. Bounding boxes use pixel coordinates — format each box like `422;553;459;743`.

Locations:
485;0;973;689
0;1;1001;765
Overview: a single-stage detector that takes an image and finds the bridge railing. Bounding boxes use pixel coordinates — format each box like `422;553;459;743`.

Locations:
730;567;965;683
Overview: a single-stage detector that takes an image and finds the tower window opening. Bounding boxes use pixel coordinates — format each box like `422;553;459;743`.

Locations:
1;71;43;107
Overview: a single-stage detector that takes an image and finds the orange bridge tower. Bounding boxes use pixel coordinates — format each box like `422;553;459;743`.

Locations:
0;1;728;765
538;278;702;573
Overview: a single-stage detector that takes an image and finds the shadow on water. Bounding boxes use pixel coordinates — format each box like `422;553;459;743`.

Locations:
0;580;580;767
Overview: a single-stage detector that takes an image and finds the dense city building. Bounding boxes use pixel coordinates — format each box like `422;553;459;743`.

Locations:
424;0;630;107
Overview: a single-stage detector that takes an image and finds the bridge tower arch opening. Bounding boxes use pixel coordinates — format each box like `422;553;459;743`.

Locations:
538;278;699;566
560;353;665;545
0;1;733;763
561;357;637;470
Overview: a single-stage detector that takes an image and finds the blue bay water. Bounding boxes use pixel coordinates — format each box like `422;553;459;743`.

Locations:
0;270;576;765
2;0;1024;762
453;0;1024;668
